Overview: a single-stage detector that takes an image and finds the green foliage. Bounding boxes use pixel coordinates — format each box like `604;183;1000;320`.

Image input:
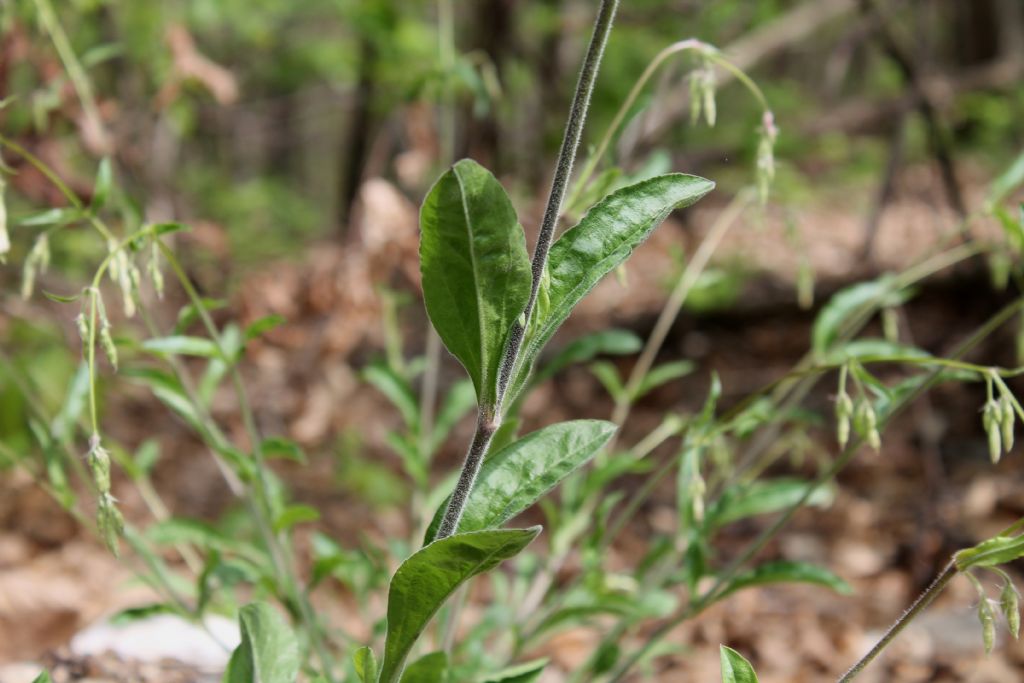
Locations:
419;159;531;409
222;602;300;683
424;420;616;543
507;174;714;402
719;646;759;683
720;561;852;598
379;528;540;683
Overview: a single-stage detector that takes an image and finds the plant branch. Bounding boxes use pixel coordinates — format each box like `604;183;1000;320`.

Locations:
837;560;957;681
436;0;620;541
496;0;619;407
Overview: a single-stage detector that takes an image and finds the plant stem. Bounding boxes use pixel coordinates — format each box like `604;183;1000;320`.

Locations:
837;560;957;682
436;411;498;538
437;0;620;540
496;0;620;406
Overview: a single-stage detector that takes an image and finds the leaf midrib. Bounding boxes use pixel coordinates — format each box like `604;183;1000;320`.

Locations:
454;165;491;405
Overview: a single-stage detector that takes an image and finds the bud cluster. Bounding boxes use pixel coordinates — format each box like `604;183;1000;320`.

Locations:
853;398;881;452
689;56;717;128
982;380;1016;464
87;434;123;556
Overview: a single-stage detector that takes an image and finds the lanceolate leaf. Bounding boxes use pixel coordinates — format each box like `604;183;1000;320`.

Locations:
352;646;378;683
480;658;548;683
720;646;759;683
533;329;642;384
955;534;1024;571
221;602;299;683
719;560;852;599
706;479;834;530
423;420;616;543
507;174;714;402
399;652;448;683
420;159;531;408
378;528;541;683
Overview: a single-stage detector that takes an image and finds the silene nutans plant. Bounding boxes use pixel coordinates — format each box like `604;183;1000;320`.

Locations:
3;1;1024;682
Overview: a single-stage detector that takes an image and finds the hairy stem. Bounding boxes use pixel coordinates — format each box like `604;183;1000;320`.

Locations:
496;0;620;406
437;0;620;541
837;560;957;681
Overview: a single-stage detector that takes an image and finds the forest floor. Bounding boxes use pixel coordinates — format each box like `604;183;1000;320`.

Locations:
2;161;1023;682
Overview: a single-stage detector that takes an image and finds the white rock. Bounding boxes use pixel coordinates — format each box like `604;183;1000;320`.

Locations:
71;613;240;671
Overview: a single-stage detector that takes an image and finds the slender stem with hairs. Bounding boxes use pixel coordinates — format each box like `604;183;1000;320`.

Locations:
436;0;620;541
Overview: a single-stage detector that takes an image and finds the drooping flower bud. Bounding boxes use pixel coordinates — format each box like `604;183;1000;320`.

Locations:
21;233;51;300
983;400;1003;463
835;392;853;448
97;492;124;557
979;598;996;654
756;111;778;205
87;434;112;493
1000;395;1015;453
1001;582;1020;639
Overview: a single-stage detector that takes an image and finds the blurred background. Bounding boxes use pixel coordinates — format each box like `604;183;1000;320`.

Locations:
2;0;1024;681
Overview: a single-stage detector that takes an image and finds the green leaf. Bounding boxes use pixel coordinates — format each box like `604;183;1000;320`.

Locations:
955;534;1024;571
245;314;286;341
419;159;531;408
92;157;112;211
150;221;191;235
261;437;307;463
18;207;80;227
507;173;713;402
42;290;82;303
588;361;627;403
812;277;910;354
364;362;420;429
719;560;852;599
133;439;161;476
379;528;540;683
400;652;448;683
825;338;931;363
534;329;642;384
720;646;759;683
988;150;1024;208
632;359;695;401
479;658;548;683
706;479;834;530
222;602;299;683
353;646;379;683
123;368;203;432
148;518;263;562
50;363;89;443
31;672;52;683
274;504;320;533
423;420;616;543
141;335;220;358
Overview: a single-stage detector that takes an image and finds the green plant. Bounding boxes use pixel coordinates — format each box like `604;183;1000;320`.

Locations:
5;1;1024;682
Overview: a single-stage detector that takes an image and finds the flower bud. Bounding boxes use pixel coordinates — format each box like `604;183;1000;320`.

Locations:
97;492;124;557
1001;582;1020;639
149;241;164;299
835;393;853;448
984;400;1003;463
756;111;778;205
854;399;881;451
979;599;996;654
1000;396;1015;453
87;435;111;493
